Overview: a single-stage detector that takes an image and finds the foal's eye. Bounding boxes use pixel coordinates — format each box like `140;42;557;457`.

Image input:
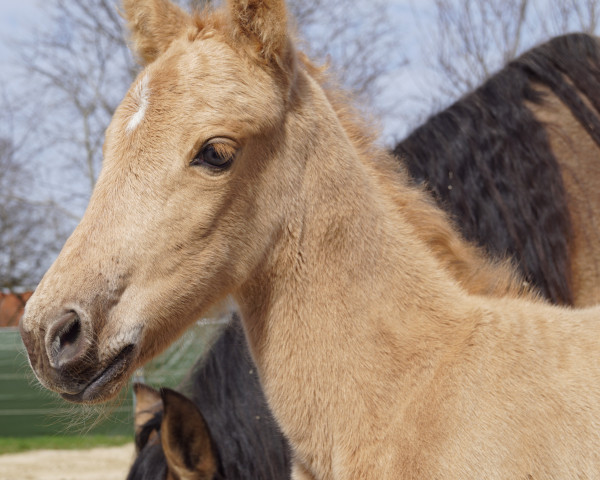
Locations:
191;142;236;169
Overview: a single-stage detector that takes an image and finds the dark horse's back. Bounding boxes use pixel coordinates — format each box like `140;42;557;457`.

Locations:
394;33;600;305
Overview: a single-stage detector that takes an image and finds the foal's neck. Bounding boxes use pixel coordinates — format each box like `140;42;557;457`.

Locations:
234;71;471;475
238;71;465;329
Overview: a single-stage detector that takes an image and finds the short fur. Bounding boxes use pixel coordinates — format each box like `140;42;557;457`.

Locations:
227;0;288;61
125;34;600;476
121;0;192;65
20;1;600;479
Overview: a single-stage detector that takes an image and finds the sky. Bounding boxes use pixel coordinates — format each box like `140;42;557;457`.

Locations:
0;0;585;140
1;0;574;215
0;0;39;37
0;0;438;284
0;0;589;286
0;0;575;179
0;0;42;73
0;0;442;143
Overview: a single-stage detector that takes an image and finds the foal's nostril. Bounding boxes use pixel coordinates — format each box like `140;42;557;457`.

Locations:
48;312;87;368
55;316;80;349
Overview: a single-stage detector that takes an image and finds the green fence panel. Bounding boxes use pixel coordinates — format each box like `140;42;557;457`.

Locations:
0;319;225;437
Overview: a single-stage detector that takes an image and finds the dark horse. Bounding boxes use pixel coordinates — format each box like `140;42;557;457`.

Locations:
394;33;600;307
127;317;291;480
128;33;600;478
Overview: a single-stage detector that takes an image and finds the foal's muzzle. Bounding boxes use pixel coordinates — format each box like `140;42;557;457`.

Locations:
20;308;136;403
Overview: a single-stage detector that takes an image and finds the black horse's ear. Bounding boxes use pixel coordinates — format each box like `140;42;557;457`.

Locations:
160;388;218;480
133;383;163;438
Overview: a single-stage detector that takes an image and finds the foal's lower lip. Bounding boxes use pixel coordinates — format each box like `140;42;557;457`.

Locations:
61;344;135;404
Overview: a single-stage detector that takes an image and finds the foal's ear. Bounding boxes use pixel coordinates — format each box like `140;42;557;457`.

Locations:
160;388;218;480
227;0;292;66
121;0;192;65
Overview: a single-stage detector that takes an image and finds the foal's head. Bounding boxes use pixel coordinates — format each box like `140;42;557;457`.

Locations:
20;0;313;402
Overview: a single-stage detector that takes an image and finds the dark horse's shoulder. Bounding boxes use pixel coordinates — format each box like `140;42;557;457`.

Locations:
393;33;600;306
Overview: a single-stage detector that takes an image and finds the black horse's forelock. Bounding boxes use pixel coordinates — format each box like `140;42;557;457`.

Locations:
394;33;600;305
128;315;291;480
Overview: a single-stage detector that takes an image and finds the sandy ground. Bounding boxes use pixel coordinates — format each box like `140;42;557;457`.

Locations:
0;443;135;480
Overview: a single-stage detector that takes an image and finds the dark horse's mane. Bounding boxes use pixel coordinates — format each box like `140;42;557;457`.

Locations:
127;316;291;479
393;33;600;305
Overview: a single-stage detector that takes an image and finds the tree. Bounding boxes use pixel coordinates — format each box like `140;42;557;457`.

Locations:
289;0;404;105
420;0;600;102
543;0;600;35
428;0;530;98
0;131;66;290
0;0;404;286
17;0;138;214
15;0;403;216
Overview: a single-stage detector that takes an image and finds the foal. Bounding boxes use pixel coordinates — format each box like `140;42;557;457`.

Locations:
131;34;600;478
20;0;600;478
129;33;600;478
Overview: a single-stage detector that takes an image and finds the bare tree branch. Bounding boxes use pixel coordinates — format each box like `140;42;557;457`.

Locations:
0;109;69;288
1;0;406;287
425;0;600;103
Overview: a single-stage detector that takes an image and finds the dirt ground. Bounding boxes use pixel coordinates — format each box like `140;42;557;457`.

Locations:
0;443;135;480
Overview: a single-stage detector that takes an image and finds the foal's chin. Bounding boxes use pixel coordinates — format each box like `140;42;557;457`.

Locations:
59;343;138;404
21;315;142;405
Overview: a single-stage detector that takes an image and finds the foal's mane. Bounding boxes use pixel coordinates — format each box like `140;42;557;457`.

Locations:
394;34;600;305
299;54;534;301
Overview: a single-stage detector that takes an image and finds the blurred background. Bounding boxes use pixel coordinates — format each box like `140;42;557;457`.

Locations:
0;0;598;461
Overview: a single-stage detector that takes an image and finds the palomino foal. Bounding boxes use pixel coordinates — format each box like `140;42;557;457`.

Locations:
20;0;600;478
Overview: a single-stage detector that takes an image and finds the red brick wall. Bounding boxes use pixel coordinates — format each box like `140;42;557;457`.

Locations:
0;292;33;327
